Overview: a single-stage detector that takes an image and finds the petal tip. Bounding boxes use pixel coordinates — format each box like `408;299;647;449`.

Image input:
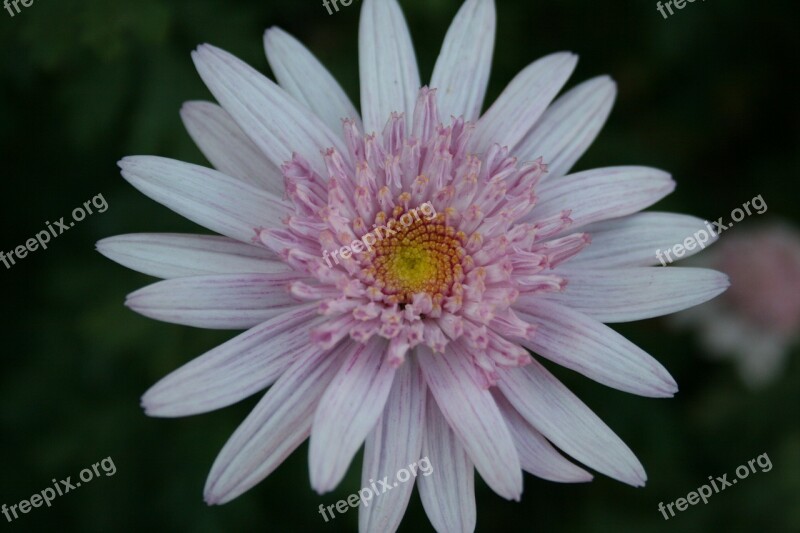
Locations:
264;26;285;40
140;397;157;416
117;156;134;170
203;490;222;506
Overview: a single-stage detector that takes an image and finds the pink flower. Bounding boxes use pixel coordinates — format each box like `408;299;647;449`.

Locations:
98;0;728;530
674;223;800;388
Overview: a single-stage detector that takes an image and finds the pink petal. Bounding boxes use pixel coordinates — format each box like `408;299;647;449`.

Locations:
359;0;421;132
417;343;522;500
119;156;290;244
97;233;288;279
180;101;283;194
542;267;729;323
527;166;675;231
125;273;308;330
142;304;322;417
569;212;719;268
516;76;616;179
513;299;678;397
204;339;352;504
310;337;397;493
417;390;476;533
359;357;426;533
192;44;346;176
430;0;496;122
497;360;647;487
470;52;577;154
264;27;362;134
493;391;592;483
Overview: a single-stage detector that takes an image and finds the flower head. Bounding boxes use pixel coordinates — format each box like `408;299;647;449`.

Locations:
98;0;728;530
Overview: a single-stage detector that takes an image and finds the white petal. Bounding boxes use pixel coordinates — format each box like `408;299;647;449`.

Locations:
542;267;729;323
142;304;323;417
125;273;307;330
417;343;522;500
180;101;283;194
310;337;396;493
359;0;421;133
359;357;426;533
264;27;362;135
493;391;592;483
192;44;346;176
516;76;616;179
512;299;677;397
569;212;719;268
430;0;496;122
526;166;675;230
417;391;476;533
119;156;290;244
497;360;647;487
470;53;577;154
204;339;352;504
97;233;288;279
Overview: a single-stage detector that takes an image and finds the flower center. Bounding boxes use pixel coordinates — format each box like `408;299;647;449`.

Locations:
361;210;466;305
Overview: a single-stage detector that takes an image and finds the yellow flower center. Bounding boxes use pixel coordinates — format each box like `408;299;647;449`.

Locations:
364;211;466;305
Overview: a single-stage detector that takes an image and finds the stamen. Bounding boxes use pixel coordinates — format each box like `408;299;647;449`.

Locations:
360;211;466;306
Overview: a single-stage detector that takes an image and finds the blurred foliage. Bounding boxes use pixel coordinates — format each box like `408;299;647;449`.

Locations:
0;0;798;531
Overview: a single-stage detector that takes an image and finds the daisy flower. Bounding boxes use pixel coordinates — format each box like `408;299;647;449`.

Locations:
98;0;729;530
674;222;800;388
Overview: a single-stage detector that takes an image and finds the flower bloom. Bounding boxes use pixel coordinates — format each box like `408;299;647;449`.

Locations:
98;0;729;530
674;222;800;388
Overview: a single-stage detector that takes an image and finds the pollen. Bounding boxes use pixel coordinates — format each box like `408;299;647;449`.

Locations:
361;211;466;305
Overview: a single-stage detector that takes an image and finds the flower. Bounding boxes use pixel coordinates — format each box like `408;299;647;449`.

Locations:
673;222;800;388
97;0;729;530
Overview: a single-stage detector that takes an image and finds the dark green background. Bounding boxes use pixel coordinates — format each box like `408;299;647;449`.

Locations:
1;0;798;531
